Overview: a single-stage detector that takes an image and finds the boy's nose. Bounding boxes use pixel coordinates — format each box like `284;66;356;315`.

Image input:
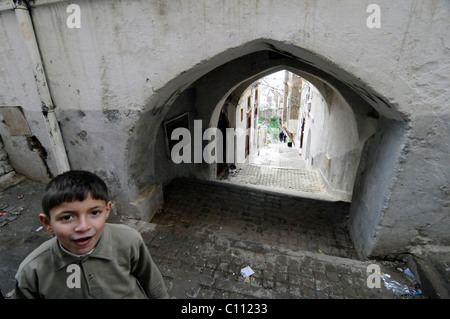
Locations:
75;217;91;232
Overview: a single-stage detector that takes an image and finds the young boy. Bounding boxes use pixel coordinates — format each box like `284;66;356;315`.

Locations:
15;170;169;299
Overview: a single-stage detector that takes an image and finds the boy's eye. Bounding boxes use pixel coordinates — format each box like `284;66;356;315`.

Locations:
61;215;73;221
91;210;101;216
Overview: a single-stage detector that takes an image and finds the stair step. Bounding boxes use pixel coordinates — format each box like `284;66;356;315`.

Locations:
121;217;418;299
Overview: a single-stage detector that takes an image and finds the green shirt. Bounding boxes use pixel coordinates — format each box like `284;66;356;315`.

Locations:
15;223;169;299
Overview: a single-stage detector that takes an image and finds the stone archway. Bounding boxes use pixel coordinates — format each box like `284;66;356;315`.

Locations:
125;39;412;259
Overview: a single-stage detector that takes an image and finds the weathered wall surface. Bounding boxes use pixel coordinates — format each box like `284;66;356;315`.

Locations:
234;85;258;164
0;0;448;258
300;79;378;200
0;136;16;190
0;10;55;181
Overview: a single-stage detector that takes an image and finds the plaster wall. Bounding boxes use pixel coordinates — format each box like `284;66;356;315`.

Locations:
0;10;59;180
234;85;258;164
300;81;377;199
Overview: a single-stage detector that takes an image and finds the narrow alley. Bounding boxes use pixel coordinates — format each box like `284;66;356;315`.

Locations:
219;142;345;202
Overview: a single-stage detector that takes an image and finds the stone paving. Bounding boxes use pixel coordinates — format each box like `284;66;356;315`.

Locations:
138;178;421;299
219;143;344;202
0;159;425;299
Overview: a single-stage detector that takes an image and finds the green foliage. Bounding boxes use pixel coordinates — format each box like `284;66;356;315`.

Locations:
259;117;281;141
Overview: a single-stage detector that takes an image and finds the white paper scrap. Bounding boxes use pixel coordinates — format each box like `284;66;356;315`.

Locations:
240;266;255;278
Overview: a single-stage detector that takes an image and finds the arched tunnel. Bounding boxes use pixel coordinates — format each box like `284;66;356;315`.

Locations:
125;40;409;259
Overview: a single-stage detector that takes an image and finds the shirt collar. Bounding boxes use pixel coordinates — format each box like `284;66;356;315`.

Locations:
59;241;95;257
51;223;114;270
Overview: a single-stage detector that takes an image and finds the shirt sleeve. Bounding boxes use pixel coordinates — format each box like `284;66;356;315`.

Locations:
131;234;169;299
15;268;40;299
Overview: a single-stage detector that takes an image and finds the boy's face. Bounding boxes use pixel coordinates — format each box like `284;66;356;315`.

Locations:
39;194;111;255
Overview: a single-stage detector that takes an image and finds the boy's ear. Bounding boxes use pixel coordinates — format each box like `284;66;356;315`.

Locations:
39;213;52;232
106;201;112;218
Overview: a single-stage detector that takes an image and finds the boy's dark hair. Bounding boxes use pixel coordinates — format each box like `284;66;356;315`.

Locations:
42;170;109;218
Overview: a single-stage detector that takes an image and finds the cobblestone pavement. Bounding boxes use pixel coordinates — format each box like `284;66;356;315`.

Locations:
219;143;344;202
142;178;422;299
0;179;50;298
0;177;425;299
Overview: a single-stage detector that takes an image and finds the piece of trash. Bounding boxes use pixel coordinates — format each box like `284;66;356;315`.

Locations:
6;215;19;222
36;226;43;232
410;282;422;296
227;164;238;180
0;204;24;227
380;273;422;296
244;276;255;283
380;273;411;296
241;266;255;282
241;266;255;278
5;289;15;298
442;262;450;272
10;206;24;214
17;195;24;199
318;249;323;254
2;205;15;213
404;268;415;279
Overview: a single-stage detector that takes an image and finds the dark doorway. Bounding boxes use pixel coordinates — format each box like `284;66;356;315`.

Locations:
217;111;229;176
245;111;251;158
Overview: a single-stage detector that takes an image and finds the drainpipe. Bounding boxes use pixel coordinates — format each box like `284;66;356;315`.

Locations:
12;0;70;174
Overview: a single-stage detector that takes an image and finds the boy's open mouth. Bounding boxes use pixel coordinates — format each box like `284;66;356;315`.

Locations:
72;236;93;246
